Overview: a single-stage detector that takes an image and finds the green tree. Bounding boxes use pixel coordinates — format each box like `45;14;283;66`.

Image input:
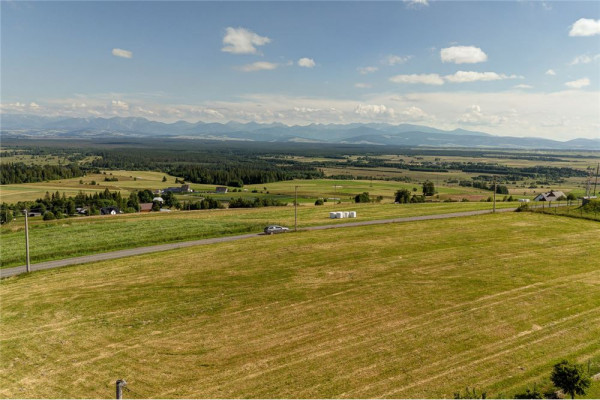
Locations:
0;206;13;225
550;360;590;399
422;181;435;196
127;192;140;211
314;198;324;205
43;211;56;221
395;188;411;203
354;192;370;203
162;175;167;182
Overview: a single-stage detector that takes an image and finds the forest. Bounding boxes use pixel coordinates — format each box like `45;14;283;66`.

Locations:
1;163;86;184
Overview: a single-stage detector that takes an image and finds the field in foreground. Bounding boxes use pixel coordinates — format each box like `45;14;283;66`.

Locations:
1;212;599;398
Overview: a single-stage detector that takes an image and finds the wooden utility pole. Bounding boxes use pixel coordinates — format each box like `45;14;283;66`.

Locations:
23;210;30;273
116;380;127;399
492;176;497;213
294;185;298;232
594;162;599;196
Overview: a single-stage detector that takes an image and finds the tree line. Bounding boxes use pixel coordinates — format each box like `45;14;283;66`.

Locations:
0;163;86;184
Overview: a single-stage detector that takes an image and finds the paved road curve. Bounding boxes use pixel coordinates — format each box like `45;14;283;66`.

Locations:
1;207;516;278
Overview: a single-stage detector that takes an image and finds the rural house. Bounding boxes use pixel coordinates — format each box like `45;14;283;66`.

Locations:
162;184;192;193
139;203;153;212
100;206;120;215
533;190;566;202
215;186;228;193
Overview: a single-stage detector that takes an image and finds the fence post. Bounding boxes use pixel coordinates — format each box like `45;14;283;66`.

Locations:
116;380;127;399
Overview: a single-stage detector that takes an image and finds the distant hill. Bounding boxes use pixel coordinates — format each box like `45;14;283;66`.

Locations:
1;114;598;150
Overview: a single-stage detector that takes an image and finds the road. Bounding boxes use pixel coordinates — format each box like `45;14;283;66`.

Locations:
1;207;517;278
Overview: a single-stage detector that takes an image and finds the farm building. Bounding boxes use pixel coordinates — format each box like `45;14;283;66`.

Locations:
100;206;120;215
215;186;228;193
139;203;153;212
152;197;164;203
163;184;192;193
533;190;566;202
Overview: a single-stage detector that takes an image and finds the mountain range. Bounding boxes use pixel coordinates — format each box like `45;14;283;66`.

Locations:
1;114;599;150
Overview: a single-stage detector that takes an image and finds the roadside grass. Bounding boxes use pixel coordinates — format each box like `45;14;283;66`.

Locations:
0;201;517;269
529;204;600;222
1;213;599;398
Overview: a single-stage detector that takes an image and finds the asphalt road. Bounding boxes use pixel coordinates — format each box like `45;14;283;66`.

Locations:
1;207;516;278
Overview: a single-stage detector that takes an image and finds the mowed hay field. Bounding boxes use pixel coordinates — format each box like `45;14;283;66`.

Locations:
1;213;599;398
0;201;519;269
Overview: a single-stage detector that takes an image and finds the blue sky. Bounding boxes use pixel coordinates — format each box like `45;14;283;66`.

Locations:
1;1;599;140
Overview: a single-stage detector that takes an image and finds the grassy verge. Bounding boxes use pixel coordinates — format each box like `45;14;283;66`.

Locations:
0;201;517;268
1;213;599;398
529;205;600;222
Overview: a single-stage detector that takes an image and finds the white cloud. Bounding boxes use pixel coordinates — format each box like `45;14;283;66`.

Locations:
569;54;600;65
440;46;487;64
545;69;557;76
297;58;316;68
112;48;133;59
355;83;372;89
29;102;40;109
236;61;278;72
569;18;600;37
136;106;156;116
354;104;395;118
221;27;271;55
513;84;534;89
111;100;129;110
383;54;413;66
390;73;444;85
458;104;506;126
444;71;521;83
565;77;590;89
404;0;429;8
358;66;379;74
401;106;428;120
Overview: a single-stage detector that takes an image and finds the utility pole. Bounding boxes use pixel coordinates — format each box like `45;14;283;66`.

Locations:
116;380;127;399
294;185;298;232
492;176;497;213
23;209;30;273
594;162;599;196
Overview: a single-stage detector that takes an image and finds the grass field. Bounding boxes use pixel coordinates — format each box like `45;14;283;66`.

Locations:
0;153;99;166
1;212;599;398
530;204;600;222
1;174;492;204
0;201;519;269
0;170;184;203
